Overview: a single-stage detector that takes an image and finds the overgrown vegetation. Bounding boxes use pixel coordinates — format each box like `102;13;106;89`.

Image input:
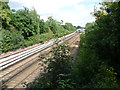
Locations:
2;0;120;89
26;45;76;89
0;1;76;53
26;2;120;89
75;2;120;88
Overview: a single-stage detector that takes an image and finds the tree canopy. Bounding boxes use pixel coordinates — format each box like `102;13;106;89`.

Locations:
0;1;76;53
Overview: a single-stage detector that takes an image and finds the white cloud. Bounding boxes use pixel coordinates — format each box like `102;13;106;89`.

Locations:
9;0;102;27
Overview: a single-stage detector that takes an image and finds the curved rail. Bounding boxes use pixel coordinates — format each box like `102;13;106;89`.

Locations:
0;32;75;70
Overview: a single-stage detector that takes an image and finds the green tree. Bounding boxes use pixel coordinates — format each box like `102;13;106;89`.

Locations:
0;1;75;53
92;2;120;74
47;16;58;34
75;2;120;88
10;7;39;38
0;1;12;29
76;25;82;29
64;23;76;31
39;19;49;34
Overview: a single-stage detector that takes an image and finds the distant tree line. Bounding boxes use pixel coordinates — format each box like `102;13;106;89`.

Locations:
0;1;77;53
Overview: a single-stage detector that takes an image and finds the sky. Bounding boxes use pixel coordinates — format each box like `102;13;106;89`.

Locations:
8;0;103;27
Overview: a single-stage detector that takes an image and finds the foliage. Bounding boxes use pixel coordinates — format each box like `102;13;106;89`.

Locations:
1;29;24;52
0;1;12;29
63;23;76;31
1;2;76;53
76;25;82;29
2;1;120;88
92;2;120;75
74;33;119;88
26;45;76;89
9;8;40;38
75;2;120;88
39;19;49;34
89;66;119;88
47;16;58;34
26;31;53;45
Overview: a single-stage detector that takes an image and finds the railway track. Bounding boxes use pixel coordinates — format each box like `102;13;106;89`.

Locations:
0;32;75;70
0;32;80;88
13;33;80;88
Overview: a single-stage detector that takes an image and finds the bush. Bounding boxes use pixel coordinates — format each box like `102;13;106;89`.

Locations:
1;30;24;52
26;45;76;89
75;32;119;88
89;66;119;88
1;28;74;54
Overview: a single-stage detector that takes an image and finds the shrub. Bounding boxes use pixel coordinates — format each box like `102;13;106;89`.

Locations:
26;45;76;89
75;33;119;88
89;66;119;88
1;30;24;52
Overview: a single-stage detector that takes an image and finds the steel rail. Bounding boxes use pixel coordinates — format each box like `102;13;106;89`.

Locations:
11;33;80;88
0;32;77;81
0;32;75;70
1;32;76;80
1;32;78;88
